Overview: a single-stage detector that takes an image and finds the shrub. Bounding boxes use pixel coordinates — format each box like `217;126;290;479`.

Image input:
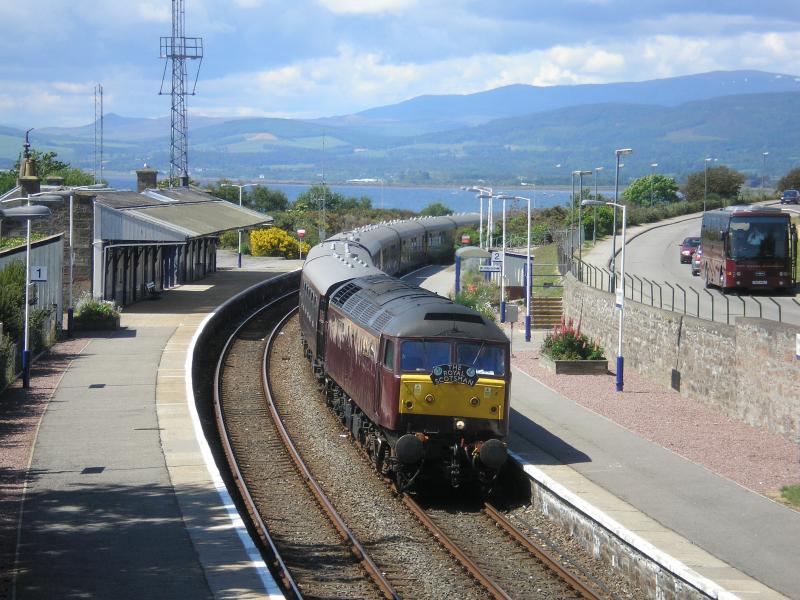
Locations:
250;227;310;259
218;230;238;249
453;284;498;322
541;317;605;360
74;292;120;321
0;333;14;390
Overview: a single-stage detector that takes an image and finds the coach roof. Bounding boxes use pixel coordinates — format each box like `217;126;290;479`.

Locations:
329;274;507;342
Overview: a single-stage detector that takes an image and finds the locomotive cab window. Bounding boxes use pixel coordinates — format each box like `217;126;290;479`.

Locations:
401;340;450;372
457;342;505;377
383;339;395;370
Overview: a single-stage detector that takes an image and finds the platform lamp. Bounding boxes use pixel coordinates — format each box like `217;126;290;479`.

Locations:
593;167;603;246
221;183;255;268
0;203;53;388
576;170;592;276
611;148;632;292
498;194;532;341
465;186;492;249
583;198;627;392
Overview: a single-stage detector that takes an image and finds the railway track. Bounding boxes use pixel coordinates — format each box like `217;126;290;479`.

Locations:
214;294;395;600
215;297;614;599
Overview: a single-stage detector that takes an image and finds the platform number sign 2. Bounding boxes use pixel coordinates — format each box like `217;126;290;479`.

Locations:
31;266;47;282
491;251;502;264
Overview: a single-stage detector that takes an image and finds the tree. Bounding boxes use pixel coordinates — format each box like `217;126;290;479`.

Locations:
622;174;679;206
0;150;93;195
248;186;289;212
682;166;746;203
776;167;800;192
420;202;453;216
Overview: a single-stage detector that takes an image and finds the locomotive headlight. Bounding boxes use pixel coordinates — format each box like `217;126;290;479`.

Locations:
424;394;434;404
469;397;480;407
405;400;414;410
455;419;466;430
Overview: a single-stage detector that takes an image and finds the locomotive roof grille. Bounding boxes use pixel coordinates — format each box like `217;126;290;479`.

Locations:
424;312;484;324
331;282;361;306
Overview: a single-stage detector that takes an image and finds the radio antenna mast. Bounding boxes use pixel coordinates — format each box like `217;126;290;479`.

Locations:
159;0;203;187
93;84;103;184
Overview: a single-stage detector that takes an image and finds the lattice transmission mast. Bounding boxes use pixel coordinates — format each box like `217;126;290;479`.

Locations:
159;0;203;187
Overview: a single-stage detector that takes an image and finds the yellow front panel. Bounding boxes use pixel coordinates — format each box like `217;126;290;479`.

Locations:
399;374;505;420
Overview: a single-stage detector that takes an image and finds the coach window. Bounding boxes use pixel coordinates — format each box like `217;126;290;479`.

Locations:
383;339;395;369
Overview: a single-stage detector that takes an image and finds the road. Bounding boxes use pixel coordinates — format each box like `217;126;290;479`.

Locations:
583;206;800;326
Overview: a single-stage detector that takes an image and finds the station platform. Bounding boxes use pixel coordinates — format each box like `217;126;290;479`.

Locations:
5;255;797;600
409;264;799;600
8;257;300;600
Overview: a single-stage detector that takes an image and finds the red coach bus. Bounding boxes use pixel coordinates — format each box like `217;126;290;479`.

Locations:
700;205;797;293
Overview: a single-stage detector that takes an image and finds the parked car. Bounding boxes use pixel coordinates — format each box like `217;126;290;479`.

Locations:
679;236;701;263
691;244;702;276
780;189;799;205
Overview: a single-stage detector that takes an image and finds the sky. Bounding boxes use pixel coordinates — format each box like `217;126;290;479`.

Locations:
1;0;799;128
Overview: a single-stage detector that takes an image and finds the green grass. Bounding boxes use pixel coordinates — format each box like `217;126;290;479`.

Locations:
532;243;563;298
780;485;800;508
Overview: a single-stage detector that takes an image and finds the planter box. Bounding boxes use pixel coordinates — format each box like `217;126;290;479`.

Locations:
74;315;120;331
539;353;608;375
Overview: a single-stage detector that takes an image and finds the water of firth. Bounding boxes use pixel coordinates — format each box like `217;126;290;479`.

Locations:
105;177;574;213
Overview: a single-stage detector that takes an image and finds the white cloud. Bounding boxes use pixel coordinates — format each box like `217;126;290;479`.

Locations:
135;3;171;23
316;0;417;15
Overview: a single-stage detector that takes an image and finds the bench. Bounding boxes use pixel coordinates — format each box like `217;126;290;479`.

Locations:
145;281;161;300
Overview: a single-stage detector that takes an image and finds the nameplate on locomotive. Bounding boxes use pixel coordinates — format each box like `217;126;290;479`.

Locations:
430;364;478;386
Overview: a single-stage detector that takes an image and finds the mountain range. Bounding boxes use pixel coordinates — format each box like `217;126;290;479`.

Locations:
1;70;799;185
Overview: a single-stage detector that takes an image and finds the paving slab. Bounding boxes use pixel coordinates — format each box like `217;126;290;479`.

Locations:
13;260;296;599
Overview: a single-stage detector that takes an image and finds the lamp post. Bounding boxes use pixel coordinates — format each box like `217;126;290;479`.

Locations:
570;171;578;260
703;157;713;213
500;195;507;321
221;183;255;268
583;198;627;392
650;163;658;206
761;152;769;195
498;194;532;341
593;167;603;246
611;148;632;291
38;184;106;334
576;170;592;274
464;186;492;249
0;203;54;388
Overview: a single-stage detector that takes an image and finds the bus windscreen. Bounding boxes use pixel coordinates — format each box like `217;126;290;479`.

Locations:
728;216;788;261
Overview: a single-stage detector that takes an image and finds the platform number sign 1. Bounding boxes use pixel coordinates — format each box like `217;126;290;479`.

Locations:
31;266;47;282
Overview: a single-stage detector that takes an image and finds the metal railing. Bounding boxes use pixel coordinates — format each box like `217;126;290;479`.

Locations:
557;235;799;326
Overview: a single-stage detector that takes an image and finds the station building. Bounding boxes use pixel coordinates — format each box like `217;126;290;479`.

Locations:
1;164;273;310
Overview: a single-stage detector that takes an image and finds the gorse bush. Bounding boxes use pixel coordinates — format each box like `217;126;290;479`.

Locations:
75;292;120;320
250;227;310;259
541;317;605;360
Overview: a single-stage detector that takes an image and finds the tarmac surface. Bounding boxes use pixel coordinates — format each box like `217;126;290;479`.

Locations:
3;249;797;599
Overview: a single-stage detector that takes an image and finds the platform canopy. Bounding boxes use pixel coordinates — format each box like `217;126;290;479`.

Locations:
455;246;491;260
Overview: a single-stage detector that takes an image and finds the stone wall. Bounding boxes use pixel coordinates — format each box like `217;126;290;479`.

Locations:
563;274;800;441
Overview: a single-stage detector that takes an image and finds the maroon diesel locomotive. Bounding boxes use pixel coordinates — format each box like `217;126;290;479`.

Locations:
300;230;510;490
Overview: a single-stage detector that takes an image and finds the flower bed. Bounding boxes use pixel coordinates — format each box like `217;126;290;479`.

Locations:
73;293;121;331
540;317;607;374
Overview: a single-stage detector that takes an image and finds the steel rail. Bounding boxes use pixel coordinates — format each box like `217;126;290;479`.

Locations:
212;291;303;599
483;503;604;600
262;308;401;600
400;495;513;600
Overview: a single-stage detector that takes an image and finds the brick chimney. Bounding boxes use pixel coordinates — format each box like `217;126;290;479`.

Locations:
136;164;158;192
